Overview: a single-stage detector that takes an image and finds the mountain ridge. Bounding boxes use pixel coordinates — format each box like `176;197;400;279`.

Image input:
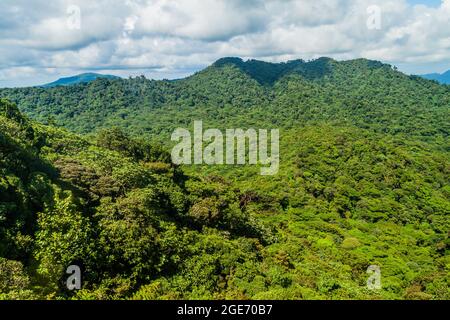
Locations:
0;57;448;142
208;57;389;85
0;55;449;300
41;72;121;88
421;70;450;84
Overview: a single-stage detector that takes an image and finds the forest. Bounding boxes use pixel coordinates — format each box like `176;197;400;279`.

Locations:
0;57;449;300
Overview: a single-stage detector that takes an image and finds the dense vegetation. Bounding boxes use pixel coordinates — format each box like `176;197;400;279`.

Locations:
0;99;272;299
0;57;449;300
422;70;450;85
1;58;448;144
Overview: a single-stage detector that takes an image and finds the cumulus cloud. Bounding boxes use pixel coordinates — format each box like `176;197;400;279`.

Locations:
132;0;267;41
0;0;449;86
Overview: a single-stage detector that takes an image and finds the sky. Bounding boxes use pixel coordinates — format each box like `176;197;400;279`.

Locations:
0;0;450;87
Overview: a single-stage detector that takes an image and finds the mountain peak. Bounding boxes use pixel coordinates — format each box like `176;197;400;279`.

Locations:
213;57;245;67
208;56;390;85
211;57;307;85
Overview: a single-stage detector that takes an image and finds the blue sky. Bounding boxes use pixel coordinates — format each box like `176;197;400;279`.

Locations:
1;0;450;87
407;0;442;6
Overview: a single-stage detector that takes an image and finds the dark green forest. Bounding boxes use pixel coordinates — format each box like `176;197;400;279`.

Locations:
0;57;449;300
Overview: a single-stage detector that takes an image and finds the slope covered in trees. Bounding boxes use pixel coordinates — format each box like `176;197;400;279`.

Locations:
0;99;448;299
0;57;449;300
0;99;272;299
1;58;448;143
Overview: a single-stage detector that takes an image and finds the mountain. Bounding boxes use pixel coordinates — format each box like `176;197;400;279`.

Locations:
1;95;449;299
41;72;120;88
212;57;385;85
0;57;449;300
1;57;448;142
420;70;450;84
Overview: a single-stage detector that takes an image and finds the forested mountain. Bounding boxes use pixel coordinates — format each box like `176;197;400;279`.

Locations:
0;57;449;300
1;57;448;142
40;73;120;88
0;98;272;299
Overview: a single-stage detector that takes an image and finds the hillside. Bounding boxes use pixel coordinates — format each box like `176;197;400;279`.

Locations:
41;73;120;88
0;57;449;300
0;98;273;299
1;98;449;299
1;58;449;145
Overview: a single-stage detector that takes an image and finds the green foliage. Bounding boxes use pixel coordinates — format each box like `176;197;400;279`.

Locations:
0;258;36;299
0;99;273;300
1;58;448;145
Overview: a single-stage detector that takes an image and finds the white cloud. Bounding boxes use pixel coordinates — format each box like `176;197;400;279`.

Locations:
132;0;267;41
1;0;450;87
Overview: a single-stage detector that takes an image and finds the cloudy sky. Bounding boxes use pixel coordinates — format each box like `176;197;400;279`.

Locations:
0;0;449;87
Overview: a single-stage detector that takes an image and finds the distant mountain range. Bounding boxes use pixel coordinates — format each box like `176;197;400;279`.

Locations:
1;57;449;300
1;56;448;141
420;70;450;84
41;73;120;88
